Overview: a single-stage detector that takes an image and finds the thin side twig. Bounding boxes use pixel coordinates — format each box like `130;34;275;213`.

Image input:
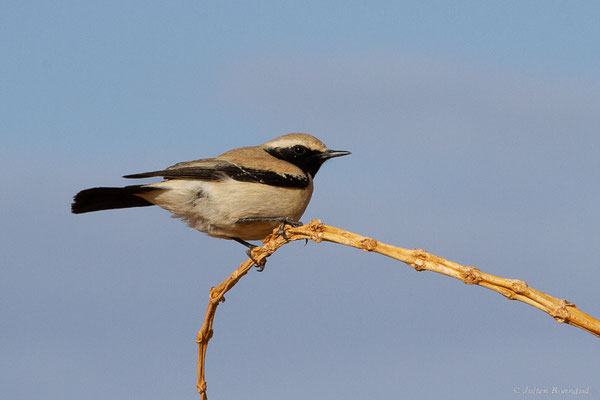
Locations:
196;220;600;399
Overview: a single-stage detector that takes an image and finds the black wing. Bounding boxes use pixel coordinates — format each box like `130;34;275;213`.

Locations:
123;159;232;180
123;160;309;188
123;167;228;180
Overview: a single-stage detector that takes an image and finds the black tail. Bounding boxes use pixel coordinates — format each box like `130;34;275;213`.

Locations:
71;185;157;214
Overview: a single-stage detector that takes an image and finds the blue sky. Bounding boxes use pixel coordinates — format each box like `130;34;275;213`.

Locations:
2;2;599;399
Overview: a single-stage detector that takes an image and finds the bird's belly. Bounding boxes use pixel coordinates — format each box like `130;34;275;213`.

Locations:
144;178;313;240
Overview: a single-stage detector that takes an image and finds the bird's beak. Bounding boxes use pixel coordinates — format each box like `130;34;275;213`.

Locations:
321;150;351;160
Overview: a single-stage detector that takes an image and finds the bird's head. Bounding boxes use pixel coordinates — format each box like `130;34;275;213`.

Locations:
262;133;351;178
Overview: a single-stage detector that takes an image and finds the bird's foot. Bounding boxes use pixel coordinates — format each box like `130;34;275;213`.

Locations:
232;237;267;271
245;248;266;272
277;218;303;240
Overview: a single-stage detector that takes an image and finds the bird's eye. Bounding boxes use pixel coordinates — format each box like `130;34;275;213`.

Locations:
292;146;306;155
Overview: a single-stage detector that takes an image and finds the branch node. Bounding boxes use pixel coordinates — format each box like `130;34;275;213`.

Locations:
461;266;482;285
196;329;213;344
359;238;378;251
413;259;426;271
550;299;572;323
306;219;325;242
510;280;529;295
411;249;428;271
209;287;225;304
197;382;207;395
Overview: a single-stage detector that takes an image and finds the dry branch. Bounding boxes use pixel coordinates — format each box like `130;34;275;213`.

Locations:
196;220;600;399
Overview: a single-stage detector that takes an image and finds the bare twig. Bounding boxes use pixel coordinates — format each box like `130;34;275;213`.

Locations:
196;220;600;398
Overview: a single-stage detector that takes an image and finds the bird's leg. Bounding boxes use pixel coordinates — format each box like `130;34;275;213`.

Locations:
235;217;303;240
232;237;266;272
232;237;256;249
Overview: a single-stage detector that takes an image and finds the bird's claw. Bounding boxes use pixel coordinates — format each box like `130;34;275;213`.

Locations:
278;219;303;240
246;248;266;272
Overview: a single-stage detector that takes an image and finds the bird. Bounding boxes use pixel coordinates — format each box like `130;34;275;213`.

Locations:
72;133;350;258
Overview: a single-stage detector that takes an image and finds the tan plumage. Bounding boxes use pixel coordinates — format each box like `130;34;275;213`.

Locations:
72;133;350;243
139;173;312;240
